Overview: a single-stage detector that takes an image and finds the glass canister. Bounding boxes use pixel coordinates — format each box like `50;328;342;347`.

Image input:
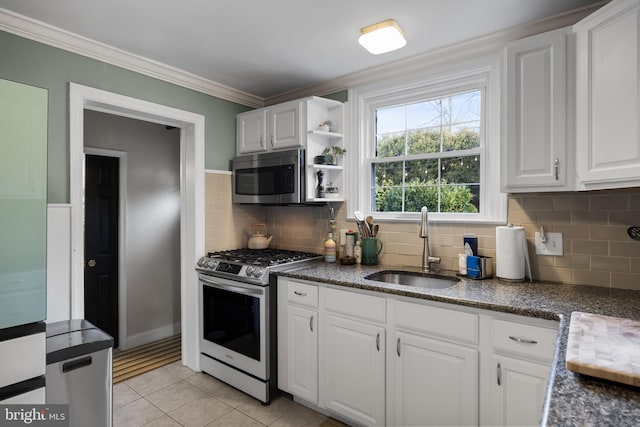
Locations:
345;230;357;257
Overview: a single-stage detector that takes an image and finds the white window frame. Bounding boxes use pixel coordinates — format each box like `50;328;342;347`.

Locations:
345;55;507;224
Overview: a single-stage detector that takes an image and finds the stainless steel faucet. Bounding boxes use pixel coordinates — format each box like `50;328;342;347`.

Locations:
419;206;441;272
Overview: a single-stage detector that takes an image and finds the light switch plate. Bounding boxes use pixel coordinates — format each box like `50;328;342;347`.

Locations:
535;232;563;256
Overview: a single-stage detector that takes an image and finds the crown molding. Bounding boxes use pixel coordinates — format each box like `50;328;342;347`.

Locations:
264;1;606;105
0;8;265;108
1;2;606;109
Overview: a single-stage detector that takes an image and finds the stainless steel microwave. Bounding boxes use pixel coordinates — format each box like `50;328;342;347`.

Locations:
232;148;307;204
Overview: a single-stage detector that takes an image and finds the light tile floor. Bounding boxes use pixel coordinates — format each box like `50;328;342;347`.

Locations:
113;361;345;427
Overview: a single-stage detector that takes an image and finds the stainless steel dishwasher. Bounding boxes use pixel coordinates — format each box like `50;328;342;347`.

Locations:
46;319;113;427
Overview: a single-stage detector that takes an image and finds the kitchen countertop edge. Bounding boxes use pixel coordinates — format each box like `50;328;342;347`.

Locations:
277;261;640;426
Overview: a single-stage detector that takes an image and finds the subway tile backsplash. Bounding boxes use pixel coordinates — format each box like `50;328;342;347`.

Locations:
205;172;640;290
204;172;263;251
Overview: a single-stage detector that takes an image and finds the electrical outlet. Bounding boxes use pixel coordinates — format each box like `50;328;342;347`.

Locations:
535;232;563;256
339;229;348;246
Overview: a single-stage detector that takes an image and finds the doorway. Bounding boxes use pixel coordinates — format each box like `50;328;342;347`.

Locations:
84;154;120;346
69;83;205;371
83;111;182;351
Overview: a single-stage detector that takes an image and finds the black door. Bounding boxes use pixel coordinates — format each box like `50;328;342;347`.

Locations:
84;155;119;347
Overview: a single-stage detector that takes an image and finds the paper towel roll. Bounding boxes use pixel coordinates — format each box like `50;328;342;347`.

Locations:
496;226;531;281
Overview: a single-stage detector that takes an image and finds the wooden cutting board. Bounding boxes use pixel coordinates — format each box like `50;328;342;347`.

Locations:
566;311;640;387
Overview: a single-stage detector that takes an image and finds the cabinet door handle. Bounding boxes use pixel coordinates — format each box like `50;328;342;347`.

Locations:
270;134;274;147
293;290;307;297
376;333;380;351
309;315;313;332
554;158;559;181
396;338;401;357
497;363;502;386
508;336;538;345
259;135;264;148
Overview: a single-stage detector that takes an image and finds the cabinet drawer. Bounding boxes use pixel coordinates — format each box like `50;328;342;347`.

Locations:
287;281;318;308
0;332;45;388
393;300;478;344
491;319;557;360
324;287;385;324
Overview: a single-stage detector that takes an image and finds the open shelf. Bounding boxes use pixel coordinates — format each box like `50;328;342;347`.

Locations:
309;164;344;171
307;130;344;139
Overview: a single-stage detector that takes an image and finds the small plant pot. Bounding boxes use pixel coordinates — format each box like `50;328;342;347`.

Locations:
314;155;329;165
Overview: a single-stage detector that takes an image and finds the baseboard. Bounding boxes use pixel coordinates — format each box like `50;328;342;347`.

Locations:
124;323;181;350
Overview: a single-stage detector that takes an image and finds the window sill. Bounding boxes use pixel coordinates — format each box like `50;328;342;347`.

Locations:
347;213;507;225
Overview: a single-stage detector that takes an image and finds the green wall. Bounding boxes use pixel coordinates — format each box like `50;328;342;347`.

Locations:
0;30;252;203
323;90;348;103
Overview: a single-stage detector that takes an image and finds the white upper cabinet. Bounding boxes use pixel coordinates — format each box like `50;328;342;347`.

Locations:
575;0;640;189
237;109;267;154
269;100;303;150
235;96;347;202
501;28;572;192
236;99;303;155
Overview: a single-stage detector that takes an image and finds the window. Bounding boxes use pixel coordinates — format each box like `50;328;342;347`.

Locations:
348;59;506;223
374;90;482;214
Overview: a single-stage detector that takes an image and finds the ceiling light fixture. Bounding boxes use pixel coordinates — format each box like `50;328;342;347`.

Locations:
358;19;407;55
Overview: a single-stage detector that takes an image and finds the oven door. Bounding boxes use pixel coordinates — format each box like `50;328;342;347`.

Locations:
199;274;268;380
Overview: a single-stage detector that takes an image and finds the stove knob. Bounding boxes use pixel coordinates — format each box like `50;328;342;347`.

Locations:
197;257;206;267
252;268;264;277
246;266;254;275
207;259;217;269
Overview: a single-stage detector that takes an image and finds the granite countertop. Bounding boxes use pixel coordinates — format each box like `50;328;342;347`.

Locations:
277;261;640;426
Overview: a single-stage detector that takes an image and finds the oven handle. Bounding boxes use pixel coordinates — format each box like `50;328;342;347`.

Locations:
199;275;263;296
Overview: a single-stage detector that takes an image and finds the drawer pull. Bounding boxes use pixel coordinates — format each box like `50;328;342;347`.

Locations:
376;333;380;351
293;290;307;297
397;338;401;357
497;363;502;386
508;336;538;345
310;315;314;332
63;356;92;373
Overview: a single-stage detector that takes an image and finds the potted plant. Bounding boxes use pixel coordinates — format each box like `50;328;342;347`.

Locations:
322;145;346;165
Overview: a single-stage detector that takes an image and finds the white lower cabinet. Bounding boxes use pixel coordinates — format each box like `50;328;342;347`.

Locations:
278;279;319;403
388;331;478;426
489;354;552;427
287;305;317;403
481;315;558;426
277;278;559;427
320;314;386;426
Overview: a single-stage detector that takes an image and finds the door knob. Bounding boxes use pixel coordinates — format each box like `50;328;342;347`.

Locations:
87;259;96;267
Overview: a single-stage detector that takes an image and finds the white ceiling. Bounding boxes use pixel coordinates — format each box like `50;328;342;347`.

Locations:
0;0;603;100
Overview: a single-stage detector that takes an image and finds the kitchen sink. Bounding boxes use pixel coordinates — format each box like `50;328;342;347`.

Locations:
365;270;459;289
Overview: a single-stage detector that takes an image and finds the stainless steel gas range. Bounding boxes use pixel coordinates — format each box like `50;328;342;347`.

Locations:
196;249;321;403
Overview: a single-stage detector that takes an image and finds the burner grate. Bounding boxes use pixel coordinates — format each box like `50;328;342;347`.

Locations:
207;249;320;266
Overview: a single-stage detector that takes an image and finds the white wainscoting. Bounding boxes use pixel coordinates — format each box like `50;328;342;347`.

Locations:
46;204;72;323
